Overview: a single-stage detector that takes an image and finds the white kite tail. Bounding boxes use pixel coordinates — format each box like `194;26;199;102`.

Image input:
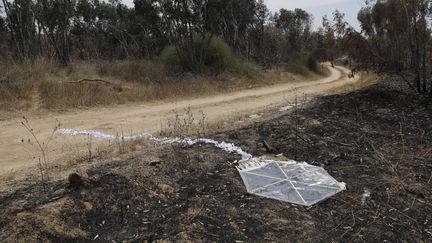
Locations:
58;129;254;161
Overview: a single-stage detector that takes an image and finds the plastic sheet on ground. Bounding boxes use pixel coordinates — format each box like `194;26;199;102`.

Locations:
237;160;346;206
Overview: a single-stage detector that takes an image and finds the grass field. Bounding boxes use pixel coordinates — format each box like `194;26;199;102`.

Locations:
0;59;328;111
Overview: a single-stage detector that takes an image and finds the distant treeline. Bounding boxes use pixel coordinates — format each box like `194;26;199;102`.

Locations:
0;0;328;72
326;0;432;95
2;0;431;95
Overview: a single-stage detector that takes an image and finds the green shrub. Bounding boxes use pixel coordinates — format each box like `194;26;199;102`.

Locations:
159;46;180;68
285;53;321;75
160;34;259;77
285;54;309;75
227;57;261;78
306;55;320;73
286;62;310;76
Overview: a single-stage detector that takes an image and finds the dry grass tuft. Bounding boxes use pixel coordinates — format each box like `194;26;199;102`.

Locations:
335;71;379;93
1;59;330;111
39;81;121;109
0;58;59;110
160;106;208;138
1;197;87;242
96;60;172;84
36;60;263;109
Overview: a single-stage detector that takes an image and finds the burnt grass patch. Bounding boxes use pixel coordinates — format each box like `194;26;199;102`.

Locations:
1;79;432;242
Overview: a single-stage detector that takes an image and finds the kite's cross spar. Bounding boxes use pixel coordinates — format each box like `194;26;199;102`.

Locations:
59;129;345;206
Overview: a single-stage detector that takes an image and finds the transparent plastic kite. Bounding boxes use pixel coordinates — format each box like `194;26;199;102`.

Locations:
237;160;346;206
60;129;345;206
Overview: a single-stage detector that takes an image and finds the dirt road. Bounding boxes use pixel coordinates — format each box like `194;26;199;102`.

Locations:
0;65;360;175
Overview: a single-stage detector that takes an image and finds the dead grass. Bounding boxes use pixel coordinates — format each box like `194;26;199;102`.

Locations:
37;59;262;109
0;197;88;242
1;59;330;111
0;58;59;110
335;71;379;93
96;60;172;84
0;82;32;110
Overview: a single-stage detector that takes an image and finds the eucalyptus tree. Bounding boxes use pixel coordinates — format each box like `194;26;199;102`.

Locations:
358;0;432;94
274;8;313;56
133;0;166;57
157;0;256;72
1;0;38;60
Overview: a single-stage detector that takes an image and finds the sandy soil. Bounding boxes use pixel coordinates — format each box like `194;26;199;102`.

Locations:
0;65;359;175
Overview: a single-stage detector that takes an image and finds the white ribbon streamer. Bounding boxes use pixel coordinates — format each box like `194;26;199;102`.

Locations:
59;129;254;161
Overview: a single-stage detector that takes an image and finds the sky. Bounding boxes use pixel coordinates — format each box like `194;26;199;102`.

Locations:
121;0;366;30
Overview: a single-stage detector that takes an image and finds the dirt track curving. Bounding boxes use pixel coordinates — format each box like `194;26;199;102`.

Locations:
0;65;361;175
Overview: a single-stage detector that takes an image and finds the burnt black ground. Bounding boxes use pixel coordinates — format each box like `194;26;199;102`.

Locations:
1;78;431;242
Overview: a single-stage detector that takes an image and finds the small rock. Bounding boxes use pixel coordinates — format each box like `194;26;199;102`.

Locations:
177;231;192;242
249;114;262;119
306;119;322;127
83;202;93;210
149;160;162;166
279;105;294;112
375;108;391;115
68;173;83;189
159;184;174;194
361;188;371;205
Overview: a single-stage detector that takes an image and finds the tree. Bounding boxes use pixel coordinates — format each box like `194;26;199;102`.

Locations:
1;0;38;60
357;0;432;94
218;0;256;55
0;16;9;58
275;8;313;56
33;0;76;64
133;0;165;57
157;0;247;72
0;0;324;74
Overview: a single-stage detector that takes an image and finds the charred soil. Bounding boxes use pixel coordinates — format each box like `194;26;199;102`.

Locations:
1;78;431;242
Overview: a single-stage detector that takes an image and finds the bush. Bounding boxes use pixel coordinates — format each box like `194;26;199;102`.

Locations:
38;81;115;109
159;46;180;68
285;55;310;75
160;34;231;73
160;34;259;77
228;57;261;78
306;55;320;73
285;53;321;76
